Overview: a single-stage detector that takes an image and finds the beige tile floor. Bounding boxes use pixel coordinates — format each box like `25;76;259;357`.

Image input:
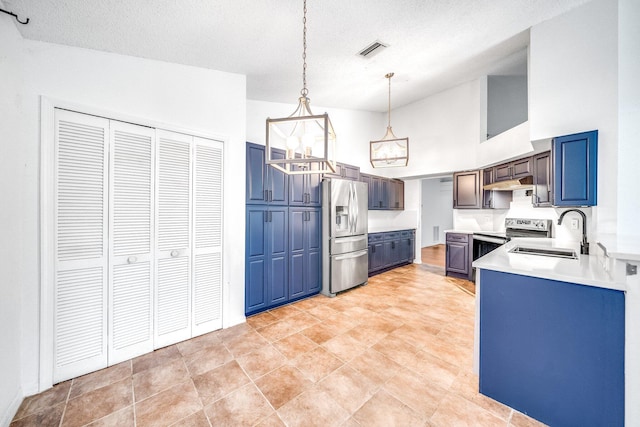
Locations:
11;264;547;427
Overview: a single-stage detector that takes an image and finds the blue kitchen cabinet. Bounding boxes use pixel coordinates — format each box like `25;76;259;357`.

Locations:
399;230;415;263
246;142;288;205
289;163;321;206
288;207;321;299
245;206;289;315
553;130;597;206
384;232;402;267
479;269;624;427
368;229;415;276
368;233;385;272
445;232;472;280
372;176;389;209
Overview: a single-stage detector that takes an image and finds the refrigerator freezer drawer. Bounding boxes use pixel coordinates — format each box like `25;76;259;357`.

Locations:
331;235;368;255
330;249;368;293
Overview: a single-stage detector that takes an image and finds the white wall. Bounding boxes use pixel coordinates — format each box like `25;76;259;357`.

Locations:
529;0;618;234
246;99;381;167
8;37;246;402
0;14;27;427
617;0;640;237
381;81;482;178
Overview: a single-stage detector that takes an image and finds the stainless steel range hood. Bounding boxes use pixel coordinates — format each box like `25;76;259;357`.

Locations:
483;175;533;191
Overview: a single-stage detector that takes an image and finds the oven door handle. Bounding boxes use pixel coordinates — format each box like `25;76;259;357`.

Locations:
473;235;508;245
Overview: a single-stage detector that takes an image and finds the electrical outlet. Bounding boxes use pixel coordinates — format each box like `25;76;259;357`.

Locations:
571;218;579;230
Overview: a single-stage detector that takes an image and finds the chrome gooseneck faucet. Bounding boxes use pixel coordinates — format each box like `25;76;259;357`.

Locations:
557;209;589;255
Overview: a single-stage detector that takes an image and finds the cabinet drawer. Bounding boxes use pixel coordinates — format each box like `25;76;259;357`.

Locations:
368;233;384;243
446;233;469;243
384;231;401;241
400;230;414;238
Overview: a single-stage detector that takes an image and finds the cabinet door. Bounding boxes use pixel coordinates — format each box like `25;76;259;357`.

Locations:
305;208;322;295
155;130;192;348
268;208;288;305
532;151;552;207
343;164;360;180
390;239;403;265
453;171;481;209
266;148;288;205
553;130;597;206
511;157;532;178
389;180;404;210
369;242;385;271
380;178;389;209
288;209;306;299
493;163;512;182
245;207;268;314
361;174;375;210
288;167;306;206
307;170;322;206
482;168;494;209
246;143;267;204
446;242;469;275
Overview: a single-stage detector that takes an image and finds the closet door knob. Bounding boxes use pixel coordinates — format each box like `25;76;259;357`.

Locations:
127;256;137;264
171;250;179;257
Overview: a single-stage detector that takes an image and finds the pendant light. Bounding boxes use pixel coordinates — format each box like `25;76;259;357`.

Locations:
265;0;336;175
370;72;409;168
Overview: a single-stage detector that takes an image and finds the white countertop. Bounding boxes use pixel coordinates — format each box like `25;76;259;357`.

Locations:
368;226;415;234
596;233;640;261
444;229;475;235
472;237;625;292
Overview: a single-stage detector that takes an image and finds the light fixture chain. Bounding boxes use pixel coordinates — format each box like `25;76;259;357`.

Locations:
387;73;392;127
301;0;308;97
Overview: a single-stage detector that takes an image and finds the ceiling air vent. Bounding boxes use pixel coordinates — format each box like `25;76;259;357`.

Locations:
358;40;388;58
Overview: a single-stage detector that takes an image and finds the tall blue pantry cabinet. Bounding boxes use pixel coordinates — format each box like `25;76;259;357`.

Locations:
245;142;321;316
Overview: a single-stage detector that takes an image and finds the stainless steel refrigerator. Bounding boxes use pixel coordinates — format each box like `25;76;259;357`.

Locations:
321;178;368;297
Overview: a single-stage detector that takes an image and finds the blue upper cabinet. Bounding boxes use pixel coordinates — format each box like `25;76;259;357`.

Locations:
246;142;288;205
289;164;321;206
553;130;597;206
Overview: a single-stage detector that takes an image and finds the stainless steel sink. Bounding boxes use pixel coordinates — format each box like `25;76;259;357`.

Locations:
508;246;578;260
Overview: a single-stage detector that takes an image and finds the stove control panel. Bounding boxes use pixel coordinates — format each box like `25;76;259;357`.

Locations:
505;218;552;231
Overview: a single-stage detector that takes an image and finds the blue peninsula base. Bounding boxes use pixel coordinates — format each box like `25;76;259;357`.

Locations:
479;269;624;427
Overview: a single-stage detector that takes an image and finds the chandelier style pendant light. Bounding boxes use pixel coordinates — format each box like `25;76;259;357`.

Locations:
370;72;409;168
265;0;336;175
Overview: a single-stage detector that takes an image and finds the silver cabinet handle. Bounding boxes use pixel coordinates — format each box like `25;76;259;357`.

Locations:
171;250;179;257
127;256;137;264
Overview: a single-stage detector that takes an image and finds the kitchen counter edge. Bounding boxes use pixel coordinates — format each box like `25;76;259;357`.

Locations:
472;238;625;292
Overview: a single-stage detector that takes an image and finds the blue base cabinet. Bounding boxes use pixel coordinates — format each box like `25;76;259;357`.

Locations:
368;229;415;276
245;206;289;315
479;269;624;427
553;130;597;206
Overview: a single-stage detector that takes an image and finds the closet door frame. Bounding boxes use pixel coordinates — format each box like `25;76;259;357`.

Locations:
39;97;227;392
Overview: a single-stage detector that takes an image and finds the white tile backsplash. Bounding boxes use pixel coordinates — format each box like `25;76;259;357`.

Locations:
453;189;594;244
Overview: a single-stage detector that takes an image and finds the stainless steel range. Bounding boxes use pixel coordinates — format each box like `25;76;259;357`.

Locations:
473;218;552;261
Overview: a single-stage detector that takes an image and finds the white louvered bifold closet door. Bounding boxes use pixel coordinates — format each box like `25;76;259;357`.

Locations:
155;130;193;347
108;121;155;364
192;137;224;335
53;109;109;383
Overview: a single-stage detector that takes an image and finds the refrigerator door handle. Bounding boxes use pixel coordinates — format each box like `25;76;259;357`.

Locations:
347;183;354;233
352;182;359;233
333;249;368;261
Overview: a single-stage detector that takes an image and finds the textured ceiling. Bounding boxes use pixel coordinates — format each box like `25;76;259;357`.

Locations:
3;0;590;112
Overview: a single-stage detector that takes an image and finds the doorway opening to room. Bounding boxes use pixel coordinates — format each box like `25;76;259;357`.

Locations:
420;176;453;270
